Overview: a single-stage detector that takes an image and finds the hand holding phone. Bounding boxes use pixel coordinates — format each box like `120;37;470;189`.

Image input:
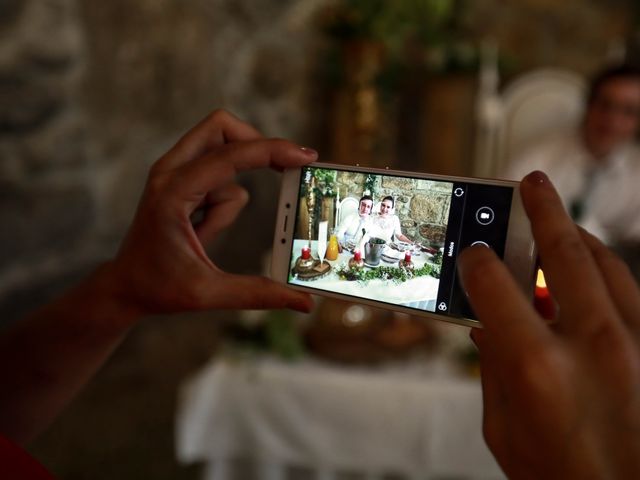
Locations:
272;163;537;327
459;171;640;479
111;110;317;316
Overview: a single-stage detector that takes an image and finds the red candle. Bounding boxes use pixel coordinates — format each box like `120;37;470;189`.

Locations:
301;246;311;260
534;269;555;320
404;252;412;262
353;249;362;261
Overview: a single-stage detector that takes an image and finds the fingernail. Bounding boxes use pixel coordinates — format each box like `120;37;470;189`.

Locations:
300;146;318;159
524;170;549;186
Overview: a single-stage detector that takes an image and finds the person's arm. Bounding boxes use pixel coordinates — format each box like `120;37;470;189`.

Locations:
336;215;354;244
0;266;140;446
0;110;316;445
395;232;413;243
458;170;640;479
393;215;412;244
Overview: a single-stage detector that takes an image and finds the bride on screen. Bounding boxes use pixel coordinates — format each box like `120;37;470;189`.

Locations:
370;196;413;244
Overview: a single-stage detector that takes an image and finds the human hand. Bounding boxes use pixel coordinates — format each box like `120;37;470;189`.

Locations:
104;110;316;319
458;171;640;479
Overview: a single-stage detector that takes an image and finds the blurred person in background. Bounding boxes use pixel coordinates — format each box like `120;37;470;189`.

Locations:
505;64;640;246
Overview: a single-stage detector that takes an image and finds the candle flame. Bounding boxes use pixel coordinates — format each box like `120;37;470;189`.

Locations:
536;269;547;288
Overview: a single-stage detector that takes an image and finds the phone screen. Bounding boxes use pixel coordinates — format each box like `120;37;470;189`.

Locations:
287;165;514;321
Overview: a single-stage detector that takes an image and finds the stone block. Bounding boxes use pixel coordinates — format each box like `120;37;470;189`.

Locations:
416;179;454;192
382;176;415;191
0;73;68;133
252;43;300;99
336;171;365;191
21;111;87;172
23;0;84;67
0;0;82;134
401;219;416;230
0;185;95;267
419;223;447;246
410;193;450;223
0;0;27;30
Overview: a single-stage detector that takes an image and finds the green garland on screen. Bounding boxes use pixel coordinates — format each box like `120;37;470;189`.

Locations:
336;262;440;283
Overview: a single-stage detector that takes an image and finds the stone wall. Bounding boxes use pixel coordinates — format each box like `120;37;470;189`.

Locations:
0;0;330;321
0;0;95;315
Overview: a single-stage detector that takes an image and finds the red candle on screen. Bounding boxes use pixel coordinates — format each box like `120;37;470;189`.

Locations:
301;246;311;260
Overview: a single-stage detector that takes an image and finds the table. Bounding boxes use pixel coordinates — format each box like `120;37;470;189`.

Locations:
176;356;504;480
289;240;440;312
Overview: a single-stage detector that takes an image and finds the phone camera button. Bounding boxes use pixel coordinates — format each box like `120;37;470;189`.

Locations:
471;241;490;248
476;206;495;225
454;187;464;197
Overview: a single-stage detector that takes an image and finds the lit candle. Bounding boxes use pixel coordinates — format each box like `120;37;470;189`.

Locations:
354;249;362;261
534;269;555;320
301;246;311;260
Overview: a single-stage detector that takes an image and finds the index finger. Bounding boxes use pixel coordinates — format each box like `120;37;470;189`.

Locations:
175;138;318;195
216;139;319;172
157;109;263;171
520;171;621;335
458;245;552;359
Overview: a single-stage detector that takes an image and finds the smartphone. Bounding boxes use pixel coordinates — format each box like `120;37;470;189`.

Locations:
271;162;536;327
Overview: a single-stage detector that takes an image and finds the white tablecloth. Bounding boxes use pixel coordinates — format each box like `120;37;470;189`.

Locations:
176;357;504;480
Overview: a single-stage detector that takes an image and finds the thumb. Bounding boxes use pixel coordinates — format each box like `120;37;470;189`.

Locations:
208;273;314;313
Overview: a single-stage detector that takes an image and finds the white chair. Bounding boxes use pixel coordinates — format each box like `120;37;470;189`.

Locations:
496;69;586;176
474;44;587;177
336;196;359;229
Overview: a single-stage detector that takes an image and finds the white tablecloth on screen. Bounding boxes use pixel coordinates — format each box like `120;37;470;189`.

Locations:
176;357;504;480
289;240;440;312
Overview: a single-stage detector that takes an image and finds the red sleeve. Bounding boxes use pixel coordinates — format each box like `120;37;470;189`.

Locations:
0;434;56;479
